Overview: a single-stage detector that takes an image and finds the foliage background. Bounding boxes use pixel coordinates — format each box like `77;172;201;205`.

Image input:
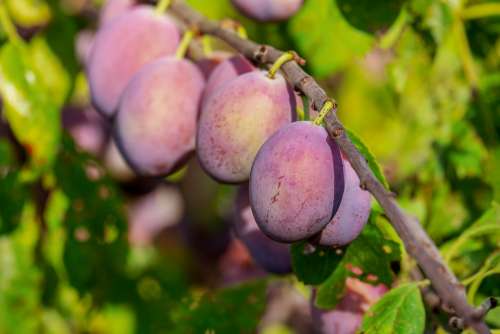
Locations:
0;0;498;333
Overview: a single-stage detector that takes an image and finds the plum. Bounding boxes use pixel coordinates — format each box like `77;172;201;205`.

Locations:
99;0;134;26
311;278;387;334
102;139;136;182
196;51;232;79
88;6;180;117
197;71;295;183
316;156;371;247
115;57;205;177
75;30;95;66
233;185;291;274
231;0;303;22
62;107;107;156
249;121;344;243
203;54;255;101
127;184;184;246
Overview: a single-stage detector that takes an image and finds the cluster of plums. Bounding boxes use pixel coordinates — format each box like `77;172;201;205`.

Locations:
81;0;371;274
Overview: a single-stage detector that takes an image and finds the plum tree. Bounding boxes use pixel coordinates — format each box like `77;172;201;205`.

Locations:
99;0;135;26
249;121;344;243
203;54;255;101
316;155;371;247
233;185;292;274
197;71;295;184
127;184;184;246
311;278;387;334
115;57;205;177
231;0;303;22
88;6;180;116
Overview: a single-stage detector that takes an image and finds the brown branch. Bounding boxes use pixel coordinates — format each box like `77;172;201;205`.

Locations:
168;1;490;332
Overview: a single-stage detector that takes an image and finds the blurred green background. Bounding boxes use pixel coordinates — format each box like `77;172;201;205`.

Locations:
0;0;498;333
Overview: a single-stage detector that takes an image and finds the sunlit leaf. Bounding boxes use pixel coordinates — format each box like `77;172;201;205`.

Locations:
360;283;425;334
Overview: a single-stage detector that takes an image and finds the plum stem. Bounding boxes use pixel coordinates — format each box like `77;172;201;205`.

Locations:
268;51;295;79
176;29;195;59
202;35;213;56
313;100;335;126
0;4;23;47
155;0;172;15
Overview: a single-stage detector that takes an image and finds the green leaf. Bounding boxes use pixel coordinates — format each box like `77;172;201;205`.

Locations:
288;0;373;77
360;283;425;334
347;128;390;189
0;139;28;234
171;280;268;334
0;43;61;176
442;202;500;264
336;0;406;34
316;220;400;309
29;36;70;107
6;0;51;28
291;241;345;285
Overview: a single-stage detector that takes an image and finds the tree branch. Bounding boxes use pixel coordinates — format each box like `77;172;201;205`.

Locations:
168;1;490;332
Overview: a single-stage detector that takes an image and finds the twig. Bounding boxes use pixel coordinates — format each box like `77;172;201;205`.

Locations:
168;1;491;332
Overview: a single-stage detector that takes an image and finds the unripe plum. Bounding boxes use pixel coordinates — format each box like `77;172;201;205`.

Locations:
316;156;371;247
99;0;134;26
88;6;180;116
234;185;291;274
231;0;303;22
197;71;295;183
115;57;205;177
203;54;254;101
249;121;344;243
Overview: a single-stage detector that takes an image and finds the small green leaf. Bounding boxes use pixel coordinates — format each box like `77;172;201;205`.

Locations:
291;241;345;285
347;128;390;189
0;43;61;176
29;36;70;107
360;283;425;334
336;0;406;34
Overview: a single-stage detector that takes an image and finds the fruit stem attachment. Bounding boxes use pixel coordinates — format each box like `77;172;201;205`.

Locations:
176;29;195;59
155;0;172;15
313;100;335;126
0;4;23;47
268;51;295;79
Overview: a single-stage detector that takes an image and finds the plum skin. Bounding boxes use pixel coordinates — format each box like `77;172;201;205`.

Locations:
88;6;180;117
231;0;303;22
202;54;255;102
249;121;343;243
115;57;205;177
197;70;295;184
234;185;291;274
316;156;371;247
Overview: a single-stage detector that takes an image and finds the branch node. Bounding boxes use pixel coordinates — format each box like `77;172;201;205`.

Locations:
254;45;269;63
472;297;498;320
449;316;465;331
